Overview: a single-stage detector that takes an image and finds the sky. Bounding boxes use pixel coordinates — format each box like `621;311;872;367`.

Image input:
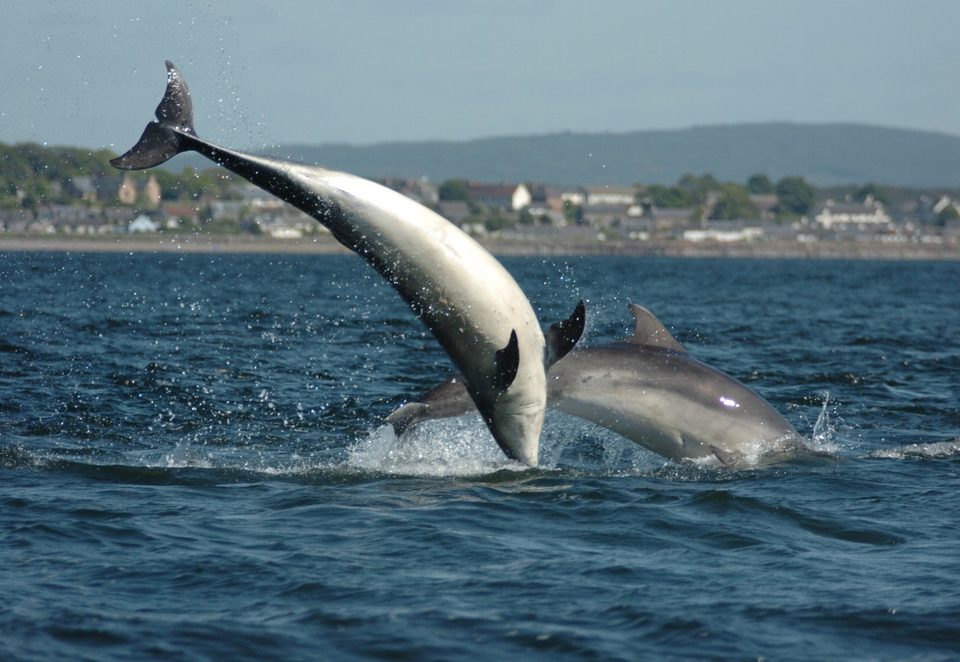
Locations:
3;0;960;152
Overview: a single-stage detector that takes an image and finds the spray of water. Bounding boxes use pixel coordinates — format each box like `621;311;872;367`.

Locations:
345;417;526;477
809;391;841;454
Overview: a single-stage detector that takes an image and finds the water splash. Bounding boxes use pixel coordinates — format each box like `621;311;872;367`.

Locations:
346;412;679;478
345;418;525;477
808;391;842;456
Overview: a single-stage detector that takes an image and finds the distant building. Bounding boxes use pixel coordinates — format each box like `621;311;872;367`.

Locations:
230;182;284;210
528;185;564;211
582;186;638;207
931;195;960;223
582;203;643;229
748;194;779;220
684;221;765;243
114;173;162;209
0;208;34;232
159;202;201;228
209;200;247;220
561;186;641;229
560;189;586;207
525;185;567;225
815;197;891;230
465;182;531;211
142;175;161;208
255;212;323;239
29;204;113;234
102;206;139;228
647;207;697;232
65;176;99;203
128;214;159;233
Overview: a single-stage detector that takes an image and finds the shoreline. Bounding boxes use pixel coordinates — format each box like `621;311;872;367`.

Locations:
2;234;959;260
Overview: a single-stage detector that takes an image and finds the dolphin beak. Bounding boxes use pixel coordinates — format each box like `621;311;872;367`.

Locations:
488;407;543;467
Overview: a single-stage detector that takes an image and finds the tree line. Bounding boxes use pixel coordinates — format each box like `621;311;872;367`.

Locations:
641;173;816;220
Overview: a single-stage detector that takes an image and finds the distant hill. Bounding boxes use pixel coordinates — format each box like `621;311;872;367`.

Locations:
175;123;960;188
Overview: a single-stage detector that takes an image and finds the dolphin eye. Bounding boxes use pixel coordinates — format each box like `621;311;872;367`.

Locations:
719;396;740;409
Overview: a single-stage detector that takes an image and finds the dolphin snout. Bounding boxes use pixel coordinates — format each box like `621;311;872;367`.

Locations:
489;405;544;467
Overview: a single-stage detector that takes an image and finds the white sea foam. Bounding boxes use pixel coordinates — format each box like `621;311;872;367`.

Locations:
865;438;960;460
346;416;526;477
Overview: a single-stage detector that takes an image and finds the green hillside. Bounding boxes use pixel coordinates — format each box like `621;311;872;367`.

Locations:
256;123;960;188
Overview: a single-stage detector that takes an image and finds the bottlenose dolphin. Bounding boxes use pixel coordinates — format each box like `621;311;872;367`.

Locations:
112;61;585;466
388;304;801;466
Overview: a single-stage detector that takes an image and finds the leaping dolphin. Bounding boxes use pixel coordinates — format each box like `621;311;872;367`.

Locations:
387;304;802;466
112;61;585;466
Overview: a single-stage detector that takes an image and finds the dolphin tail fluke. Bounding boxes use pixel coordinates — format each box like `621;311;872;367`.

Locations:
111;61;196;170
545;300;586;366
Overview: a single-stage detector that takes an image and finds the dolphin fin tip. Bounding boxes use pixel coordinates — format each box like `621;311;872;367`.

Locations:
545;299;587;366
625;302;685;352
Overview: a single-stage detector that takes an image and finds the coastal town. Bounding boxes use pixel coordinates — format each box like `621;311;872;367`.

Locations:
2;146;960;256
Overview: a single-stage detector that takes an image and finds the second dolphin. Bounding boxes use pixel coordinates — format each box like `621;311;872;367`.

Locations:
388;304;802;466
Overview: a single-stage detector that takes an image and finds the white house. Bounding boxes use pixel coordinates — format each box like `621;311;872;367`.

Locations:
128;214;159;233
815;197;892;230
582;186;638;207
465;183;532;211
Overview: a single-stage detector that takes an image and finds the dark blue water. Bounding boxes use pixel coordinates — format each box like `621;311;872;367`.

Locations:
2;252;958;661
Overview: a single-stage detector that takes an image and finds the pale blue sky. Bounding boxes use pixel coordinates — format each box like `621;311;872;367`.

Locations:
3;1;960;151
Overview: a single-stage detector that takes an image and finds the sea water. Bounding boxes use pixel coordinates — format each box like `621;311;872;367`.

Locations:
1;252;958;660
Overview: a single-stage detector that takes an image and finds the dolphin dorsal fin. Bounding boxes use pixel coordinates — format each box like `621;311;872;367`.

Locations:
545;300;586;367
624;303;686;352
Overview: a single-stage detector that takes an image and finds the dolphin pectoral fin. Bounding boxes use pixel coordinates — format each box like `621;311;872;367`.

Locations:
545;299;587;367
493;330;520;394
710;445;743;467
386;402;429;436
111;61;196;170
386;374;483;434
624;303;686;352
